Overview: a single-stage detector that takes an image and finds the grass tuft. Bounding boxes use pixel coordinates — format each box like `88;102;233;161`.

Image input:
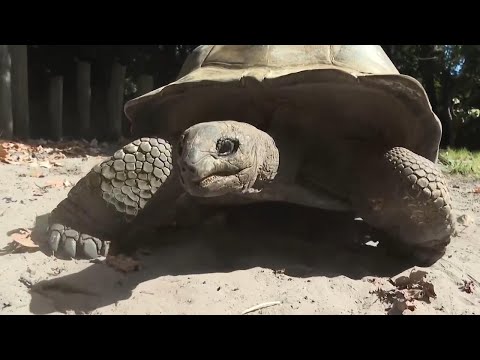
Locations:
438;147;480;178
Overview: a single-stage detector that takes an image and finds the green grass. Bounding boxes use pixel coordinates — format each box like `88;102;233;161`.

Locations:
438;147;480;178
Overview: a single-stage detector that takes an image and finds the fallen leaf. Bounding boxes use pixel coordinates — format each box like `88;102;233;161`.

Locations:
474;186;480;194
378;269;436;314
0;145;8;162
460;280;475;294
9;228;39;250
106;255;141;273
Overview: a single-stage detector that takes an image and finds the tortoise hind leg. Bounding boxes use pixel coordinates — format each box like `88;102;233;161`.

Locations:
351;147;456;265
47;137;177;259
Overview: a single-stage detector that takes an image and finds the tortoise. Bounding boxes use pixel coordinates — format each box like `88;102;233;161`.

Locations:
46;45;456;265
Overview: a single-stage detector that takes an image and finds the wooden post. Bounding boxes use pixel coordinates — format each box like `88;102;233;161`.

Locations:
0;45;13;139
107;62;126;140
76;61;91;139
137;74;154;96
49;76;63;141
9;45;29;139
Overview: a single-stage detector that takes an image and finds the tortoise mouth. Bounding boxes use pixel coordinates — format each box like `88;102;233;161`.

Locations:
195;170;241;189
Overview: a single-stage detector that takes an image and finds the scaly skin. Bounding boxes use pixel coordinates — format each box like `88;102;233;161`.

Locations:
47;137;175;259
352;147;456;265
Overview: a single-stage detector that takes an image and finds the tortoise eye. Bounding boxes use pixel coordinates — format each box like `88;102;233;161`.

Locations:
216;138;239;156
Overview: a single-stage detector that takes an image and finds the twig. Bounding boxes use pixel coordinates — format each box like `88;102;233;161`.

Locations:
241;301;281;315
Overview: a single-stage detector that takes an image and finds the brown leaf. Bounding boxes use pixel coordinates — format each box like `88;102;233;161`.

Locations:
409;270;428;284
0;145;8;162
474;186;480;194
9;228;39;249
106;255;141;273
460;280;475;294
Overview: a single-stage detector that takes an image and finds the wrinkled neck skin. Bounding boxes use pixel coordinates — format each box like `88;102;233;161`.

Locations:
177;121;280;198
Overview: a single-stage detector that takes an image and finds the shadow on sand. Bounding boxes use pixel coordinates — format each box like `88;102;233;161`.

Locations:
28;203;420;314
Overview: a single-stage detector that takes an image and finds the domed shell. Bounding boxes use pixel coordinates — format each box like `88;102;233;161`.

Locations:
124;45;442;162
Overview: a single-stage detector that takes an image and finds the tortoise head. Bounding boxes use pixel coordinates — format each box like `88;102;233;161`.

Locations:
177;121;279;197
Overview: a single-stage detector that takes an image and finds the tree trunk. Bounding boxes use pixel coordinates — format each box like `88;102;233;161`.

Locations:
418;45;438;113
438;71;455;147
107;62;126;140
0;45;13;139
49;76;63;141
77;61;91;139
137;74;154;96
9;45;30;139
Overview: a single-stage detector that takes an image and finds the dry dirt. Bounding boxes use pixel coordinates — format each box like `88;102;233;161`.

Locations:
0;140;479;315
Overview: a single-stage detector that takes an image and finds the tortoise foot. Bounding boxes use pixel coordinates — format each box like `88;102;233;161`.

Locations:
48;223;110;259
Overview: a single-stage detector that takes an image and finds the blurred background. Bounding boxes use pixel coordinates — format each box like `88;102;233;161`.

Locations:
0;45;479;151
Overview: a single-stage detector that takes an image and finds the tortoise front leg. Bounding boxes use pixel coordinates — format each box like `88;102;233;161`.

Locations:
351;147;456;265
48;137;177;259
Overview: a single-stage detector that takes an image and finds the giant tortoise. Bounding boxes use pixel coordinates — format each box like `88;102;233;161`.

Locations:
46;45;456;265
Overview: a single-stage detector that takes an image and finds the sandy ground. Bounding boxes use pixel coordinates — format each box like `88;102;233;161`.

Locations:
0;144;479;315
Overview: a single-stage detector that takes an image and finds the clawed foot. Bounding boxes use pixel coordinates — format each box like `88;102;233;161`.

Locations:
47;224;110;259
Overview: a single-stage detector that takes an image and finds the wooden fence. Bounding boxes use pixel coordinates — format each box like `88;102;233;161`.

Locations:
0;45;154;141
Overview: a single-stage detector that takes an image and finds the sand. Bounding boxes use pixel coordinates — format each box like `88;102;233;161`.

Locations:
0;143;479;315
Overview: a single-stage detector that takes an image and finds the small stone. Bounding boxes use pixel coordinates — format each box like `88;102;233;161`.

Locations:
149;138;159;147
125;179;136;187
116;172;127;181
146;153;154;163
136;161;143;169
127;171;137;179
113;188;122;195
133;139;141;146
138;173;148;180
162;167;171;176
126;163;136;171
159;153;167;162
